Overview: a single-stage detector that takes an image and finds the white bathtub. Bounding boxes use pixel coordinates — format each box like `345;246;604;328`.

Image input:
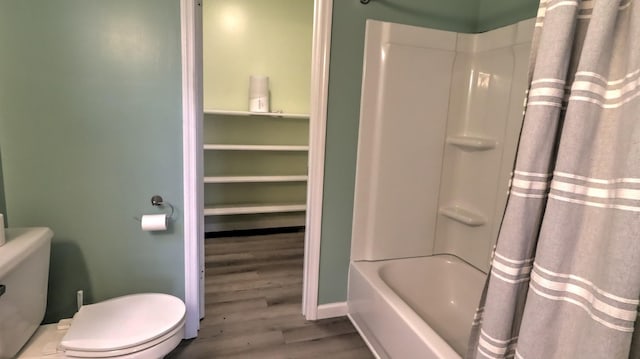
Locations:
347;255;486;359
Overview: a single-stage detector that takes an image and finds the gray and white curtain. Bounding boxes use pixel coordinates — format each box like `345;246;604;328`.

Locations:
467;0;640;358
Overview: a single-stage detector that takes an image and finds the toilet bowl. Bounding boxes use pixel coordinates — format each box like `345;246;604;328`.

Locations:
0;228;186;359
18;293;186;359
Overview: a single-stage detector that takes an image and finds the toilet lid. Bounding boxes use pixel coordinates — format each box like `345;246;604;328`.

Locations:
60;293;186;352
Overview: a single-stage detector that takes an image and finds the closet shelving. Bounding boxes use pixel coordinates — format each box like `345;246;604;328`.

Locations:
204;203;307;216
203;109;309;218
204;144;309;151
204;175;308;184
204;109;309;119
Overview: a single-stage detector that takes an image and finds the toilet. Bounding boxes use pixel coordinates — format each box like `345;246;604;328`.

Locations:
0;228;186;359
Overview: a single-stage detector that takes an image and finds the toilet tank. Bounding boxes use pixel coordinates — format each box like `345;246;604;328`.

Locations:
0;227;53;359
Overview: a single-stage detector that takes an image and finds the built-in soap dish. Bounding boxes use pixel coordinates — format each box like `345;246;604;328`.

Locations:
439;206;486;226
446;135;496;151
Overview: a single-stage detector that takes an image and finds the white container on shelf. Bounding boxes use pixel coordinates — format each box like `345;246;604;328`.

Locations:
249;75;270;113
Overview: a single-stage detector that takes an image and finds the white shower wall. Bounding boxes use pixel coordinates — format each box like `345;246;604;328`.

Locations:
435;20;534;271
351;22;456;261
351;19;534;270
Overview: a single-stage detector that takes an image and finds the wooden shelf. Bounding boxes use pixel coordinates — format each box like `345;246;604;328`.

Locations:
204;203;307;216
439;206;486;227
203;109;309;220
204;109;309;119
204;144;309;151
204;175;308;183
446;135;496;151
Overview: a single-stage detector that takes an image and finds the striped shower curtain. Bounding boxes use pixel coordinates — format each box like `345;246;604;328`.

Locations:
467;0;640;358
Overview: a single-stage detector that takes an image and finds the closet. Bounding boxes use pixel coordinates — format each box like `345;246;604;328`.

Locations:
202;0;313;232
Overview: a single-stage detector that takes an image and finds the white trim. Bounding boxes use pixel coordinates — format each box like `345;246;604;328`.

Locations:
203;175;308;183
513;170;553;178
302;0;333;321
347;313;384;359
316;302;348;319
180;0;204;339
554;171;640;184
549;193;640;212
576;69;640;86
530;272;637;321
203;109;309;119
204;213;306;232
528;285;635;332
493;252;534;265
204;203;306;216
509;191;548;199
533;263;639;304
551;180;640;200
511;178;550;191
491;260;532;277
203;144;309;151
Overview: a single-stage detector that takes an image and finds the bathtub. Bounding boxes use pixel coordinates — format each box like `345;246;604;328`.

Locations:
347;255;486;359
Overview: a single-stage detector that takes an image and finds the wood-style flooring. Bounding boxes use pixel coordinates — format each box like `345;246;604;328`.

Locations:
167;230;374;359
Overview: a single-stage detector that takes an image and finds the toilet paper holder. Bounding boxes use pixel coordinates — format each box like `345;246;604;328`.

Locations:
134;195;175;222
151;195;175;219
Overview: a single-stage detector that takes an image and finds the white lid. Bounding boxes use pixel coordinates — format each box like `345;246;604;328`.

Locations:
249;75;269;96
60;293;185;352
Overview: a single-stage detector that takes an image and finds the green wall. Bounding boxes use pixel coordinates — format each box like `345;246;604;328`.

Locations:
203;0;313;113
477;0;539;32
318;0;539;304
0;0;184;322
0;153;6;222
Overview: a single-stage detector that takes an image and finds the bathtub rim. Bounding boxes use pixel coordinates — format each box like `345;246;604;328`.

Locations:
347;254;485;358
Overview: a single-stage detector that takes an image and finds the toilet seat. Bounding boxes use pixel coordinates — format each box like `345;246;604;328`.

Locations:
60;293;186;358
62;320;184;358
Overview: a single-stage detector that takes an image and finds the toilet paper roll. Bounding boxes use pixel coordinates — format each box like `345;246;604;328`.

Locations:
141;214;168;231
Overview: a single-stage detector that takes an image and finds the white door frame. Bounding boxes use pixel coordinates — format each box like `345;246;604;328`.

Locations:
180;0;204;339
302;0;333;320
180;0;334;335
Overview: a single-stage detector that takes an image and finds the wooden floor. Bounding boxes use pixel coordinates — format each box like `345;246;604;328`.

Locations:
167;230;374;359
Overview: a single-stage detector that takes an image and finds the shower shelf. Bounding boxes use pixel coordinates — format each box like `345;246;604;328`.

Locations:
446;135;496;151
439;206;486;226
204;144;309;151
204;203;306;216
204;175;308;183
204;109;309;119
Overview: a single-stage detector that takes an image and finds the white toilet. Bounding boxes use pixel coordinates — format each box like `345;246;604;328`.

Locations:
0;228;186;359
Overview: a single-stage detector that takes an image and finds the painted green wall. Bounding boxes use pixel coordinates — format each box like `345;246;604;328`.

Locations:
203;0;313;113
477;0;539;32
318;0;539;304
0;153;6;222
0;0;184;323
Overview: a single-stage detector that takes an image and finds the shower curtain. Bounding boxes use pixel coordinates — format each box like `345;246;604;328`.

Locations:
467;0;640;358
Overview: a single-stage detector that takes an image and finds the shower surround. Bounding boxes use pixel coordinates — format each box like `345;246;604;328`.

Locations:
347;18;534;358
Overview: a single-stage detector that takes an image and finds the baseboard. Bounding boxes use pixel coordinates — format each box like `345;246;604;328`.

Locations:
205;226;304;238
204;213;306;233
348;312;384;359
316;301;348;319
